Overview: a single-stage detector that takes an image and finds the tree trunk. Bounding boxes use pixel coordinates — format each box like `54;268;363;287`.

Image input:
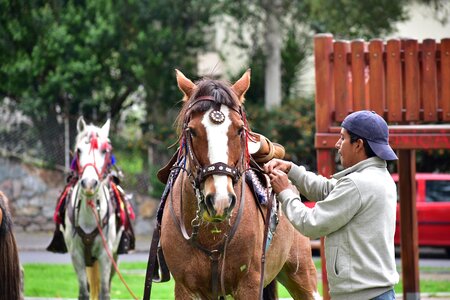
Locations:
264;1;282;110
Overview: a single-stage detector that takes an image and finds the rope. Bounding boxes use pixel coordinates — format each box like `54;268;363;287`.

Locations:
87;201;138;300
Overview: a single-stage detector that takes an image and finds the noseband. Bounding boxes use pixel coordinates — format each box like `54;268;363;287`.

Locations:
182;95;249;190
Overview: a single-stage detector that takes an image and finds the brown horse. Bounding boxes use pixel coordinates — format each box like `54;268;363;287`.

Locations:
159;69;319;299
0;191;23;300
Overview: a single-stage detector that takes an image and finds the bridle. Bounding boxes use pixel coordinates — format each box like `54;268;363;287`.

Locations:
182;95;249;192
168;95;251;299
74;132;112;180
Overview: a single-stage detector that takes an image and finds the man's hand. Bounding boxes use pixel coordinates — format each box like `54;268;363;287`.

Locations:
268;169;291;194
264;159;292;174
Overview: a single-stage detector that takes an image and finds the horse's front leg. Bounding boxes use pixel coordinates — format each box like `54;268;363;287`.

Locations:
174;281;203;300
233;272;262;300
98;251;113;300
70;249;90;300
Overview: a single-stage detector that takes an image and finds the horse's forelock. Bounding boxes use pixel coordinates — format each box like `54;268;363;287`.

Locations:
176;79;239;135
75;124;107;149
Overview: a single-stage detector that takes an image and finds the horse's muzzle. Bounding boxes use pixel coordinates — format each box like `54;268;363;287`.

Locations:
81;178;98;196
203;193;236;222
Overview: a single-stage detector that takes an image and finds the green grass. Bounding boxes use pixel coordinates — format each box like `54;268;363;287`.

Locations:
23;261;450;299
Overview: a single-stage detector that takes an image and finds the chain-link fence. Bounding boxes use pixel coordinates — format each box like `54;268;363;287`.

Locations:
0;99;152;195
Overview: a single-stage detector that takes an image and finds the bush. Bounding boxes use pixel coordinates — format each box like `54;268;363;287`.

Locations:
245;97;317;171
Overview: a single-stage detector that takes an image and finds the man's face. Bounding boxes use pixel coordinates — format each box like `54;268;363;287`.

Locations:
335;128;359;169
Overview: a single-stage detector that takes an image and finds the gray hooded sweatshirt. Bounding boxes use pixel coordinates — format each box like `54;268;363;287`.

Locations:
278;157;399;299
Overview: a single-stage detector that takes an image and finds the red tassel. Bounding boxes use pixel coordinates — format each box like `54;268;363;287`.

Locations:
90;136;98;149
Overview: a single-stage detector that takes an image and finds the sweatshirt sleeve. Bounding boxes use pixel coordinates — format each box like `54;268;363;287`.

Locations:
277;177;362;239
288;164;336;202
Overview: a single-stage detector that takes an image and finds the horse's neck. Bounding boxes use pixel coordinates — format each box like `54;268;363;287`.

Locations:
72;180;110;232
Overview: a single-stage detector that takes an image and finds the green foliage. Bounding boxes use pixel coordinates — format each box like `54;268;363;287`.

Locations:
307;0;409;39
246;96;317;170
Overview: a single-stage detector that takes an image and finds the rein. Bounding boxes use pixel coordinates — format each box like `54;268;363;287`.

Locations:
87;201;139;300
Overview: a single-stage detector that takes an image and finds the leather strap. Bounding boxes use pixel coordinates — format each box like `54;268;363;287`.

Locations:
143;223;162;300
258;176;274;300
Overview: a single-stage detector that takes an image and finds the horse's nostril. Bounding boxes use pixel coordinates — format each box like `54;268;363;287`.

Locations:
229;194;236;210
81;179;87;189
205;194;216;215
92;180;98;189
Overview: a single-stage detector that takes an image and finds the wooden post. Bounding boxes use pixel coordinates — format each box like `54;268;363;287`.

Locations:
398;150;420;300
314;34;334;300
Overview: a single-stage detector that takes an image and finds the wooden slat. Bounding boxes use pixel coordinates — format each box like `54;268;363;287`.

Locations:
404;39;420;121
316;132;450;150
315;34;334;134
334;41;351;122
386;39;403;122
368;39;386;116
422;39;438;121
441;38;450;121
351;40;366;111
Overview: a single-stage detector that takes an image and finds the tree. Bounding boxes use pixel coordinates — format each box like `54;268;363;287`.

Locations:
0;0;220;166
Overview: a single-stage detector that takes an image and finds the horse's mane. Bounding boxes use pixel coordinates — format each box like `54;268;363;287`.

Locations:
175;78;240;136
0;191;22;299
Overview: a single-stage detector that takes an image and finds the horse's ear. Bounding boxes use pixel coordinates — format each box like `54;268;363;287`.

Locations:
100;119;111;137
232;68;251;104
77;117;86;133
175;69;196;102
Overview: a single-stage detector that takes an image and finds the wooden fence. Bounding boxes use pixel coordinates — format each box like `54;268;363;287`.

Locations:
314;33;450;300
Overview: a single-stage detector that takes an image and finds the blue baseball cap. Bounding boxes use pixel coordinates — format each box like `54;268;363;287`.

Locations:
341;110;398;161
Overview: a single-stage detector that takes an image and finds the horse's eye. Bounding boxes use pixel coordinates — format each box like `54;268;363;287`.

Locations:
237;126;244;136
76;148;81;155
187;127;197;138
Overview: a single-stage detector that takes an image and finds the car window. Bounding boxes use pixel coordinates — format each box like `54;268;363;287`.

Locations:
425;180;450;203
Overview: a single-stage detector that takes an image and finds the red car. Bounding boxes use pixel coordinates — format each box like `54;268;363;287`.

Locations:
392;173;450;252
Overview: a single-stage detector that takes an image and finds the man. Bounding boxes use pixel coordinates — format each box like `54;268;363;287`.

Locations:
265;110;399;300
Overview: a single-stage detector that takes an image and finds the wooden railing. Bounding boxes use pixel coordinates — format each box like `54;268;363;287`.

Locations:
314;33;450;300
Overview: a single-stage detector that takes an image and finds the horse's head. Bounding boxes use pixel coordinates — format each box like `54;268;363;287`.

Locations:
73;117;112;197
176;69;251;222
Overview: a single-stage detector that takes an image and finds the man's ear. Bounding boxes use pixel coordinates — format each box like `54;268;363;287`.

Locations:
356;139;367;155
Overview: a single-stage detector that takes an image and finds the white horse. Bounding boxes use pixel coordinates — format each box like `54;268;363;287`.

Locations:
64;117;121;300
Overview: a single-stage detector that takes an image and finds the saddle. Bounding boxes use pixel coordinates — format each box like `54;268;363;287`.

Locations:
46;174;136;255
157;132;285;184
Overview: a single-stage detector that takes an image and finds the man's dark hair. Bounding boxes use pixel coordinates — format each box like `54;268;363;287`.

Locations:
347;130;376;158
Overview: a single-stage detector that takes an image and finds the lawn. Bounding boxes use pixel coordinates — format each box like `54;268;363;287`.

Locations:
23;260;450;299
